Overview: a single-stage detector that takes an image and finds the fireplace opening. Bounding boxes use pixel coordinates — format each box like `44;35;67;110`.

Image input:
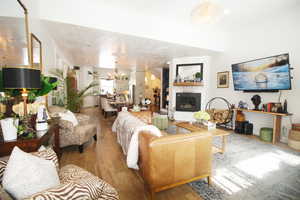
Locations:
176;93;201;112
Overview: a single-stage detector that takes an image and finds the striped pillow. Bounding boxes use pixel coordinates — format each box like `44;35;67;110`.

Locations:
31;148;59;171
0;160;6;184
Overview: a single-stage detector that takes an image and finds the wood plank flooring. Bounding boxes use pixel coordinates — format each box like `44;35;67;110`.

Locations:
60;108;203;200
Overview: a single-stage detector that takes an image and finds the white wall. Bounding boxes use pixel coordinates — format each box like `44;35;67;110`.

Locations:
211;10;300;140
169;56;212;121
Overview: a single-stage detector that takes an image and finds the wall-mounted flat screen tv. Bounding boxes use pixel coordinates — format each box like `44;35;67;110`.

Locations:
232;53;291;92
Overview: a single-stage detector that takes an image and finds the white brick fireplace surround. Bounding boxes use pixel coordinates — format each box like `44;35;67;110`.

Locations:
168;56;212;121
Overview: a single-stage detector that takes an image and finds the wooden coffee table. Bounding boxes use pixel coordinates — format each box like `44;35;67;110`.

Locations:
175;122;231;154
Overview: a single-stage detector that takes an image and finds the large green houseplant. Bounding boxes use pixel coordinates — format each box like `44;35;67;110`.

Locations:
50;68;98;113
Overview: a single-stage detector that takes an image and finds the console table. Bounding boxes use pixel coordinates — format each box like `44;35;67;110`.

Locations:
235;109;292;144
0;119;60;157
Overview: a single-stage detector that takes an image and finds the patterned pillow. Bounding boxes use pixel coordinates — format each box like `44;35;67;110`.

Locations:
31;148;59;171
25;165;119;200
0;160;6;184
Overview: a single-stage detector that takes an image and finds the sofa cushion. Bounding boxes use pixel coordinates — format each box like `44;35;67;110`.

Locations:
75;113;90;125
2;147;60;199
25;164;119;200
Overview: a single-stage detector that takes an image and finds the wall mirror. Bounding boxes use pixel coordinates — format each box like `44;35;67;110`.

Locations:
0;0;30;67
31;33;42;70
176;63;203;81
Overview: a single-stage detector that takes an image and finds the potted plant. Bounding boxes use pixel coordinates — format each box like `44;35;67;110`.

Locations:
193;111;216;130
195;72;202;82
0;72;58;139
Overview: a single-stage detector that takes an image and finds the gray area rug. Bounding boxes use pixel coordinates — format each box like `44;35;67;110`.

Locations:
166;125;300;200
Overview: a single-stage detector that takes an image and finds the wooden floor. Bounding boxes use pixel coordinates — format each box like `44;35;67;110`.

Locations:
60;108;203;200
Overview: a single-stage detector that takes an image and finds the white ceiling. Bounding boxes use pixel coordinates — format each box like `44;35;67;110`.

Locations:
43;20;218;70
91;0;300;29
1;0;300;69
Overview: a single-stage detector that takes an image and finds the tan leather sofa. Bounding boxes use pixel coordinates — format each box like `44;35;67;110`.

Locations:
138;131;212;200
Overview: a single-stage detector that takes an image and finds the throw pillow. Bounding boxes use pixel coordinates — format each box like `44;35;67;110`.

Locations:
0;147;59;184
59;110;79;126
0;160;6;184
32;147;59;172
2;147;60;200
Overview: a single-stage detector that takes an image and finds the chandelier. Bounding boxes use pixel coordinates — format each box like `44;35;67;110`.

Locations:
191;0;228;24
107;69;127;80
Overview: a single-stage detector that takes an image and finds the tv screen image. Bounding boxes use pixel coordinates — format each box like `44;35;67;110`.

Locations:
232;54;291;91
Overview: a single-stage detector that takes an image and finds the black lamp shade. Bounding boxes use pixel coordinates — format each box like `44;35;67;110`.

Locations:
3;68;41;89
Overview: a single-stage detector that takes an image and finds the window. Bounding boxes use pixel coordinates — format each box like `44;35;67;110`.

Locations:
100;79;114;94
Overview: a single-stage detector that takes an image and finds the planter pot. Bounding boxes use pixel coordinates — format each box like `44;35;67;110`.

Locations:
1;118;19;141
207;121;216;130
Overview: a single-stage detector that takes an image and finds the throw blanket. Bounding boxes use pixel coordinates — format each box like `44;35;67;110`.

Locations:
112;111;162;170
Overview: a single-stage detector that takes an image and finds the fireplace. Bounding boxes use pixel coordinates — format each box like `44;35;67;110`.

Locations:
176;93;201;112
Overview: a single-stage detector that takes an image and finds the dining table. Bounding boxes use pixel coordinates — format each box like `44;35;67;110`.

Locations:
108;100;129;111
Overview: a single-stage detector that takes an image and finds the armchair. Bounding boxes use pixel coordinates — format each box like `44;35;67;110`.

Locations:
138;131;212;200
48;106;98;153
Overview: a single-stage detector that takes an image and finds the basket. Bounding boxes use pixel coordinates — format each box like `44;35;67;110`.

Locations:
288;130;300;150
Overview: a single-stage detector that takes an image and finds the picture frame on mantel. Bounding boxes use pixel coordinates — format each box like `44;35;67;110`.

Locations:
217;71;229;88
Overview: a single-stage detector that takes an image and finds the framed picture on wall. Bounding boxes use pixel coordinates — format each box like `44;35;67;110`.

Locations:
217;71;229;88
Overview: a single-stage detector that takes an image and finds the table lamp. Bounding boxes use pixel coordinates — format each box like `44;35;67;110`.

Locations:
3;66;41;116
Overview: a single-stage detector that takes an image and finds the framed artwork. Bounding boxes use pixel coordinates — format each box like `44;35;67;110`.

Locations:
217;71;229;88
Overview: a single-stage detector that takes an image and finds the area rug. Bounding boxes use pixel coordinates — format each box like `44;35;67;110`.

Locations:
166;125;300;200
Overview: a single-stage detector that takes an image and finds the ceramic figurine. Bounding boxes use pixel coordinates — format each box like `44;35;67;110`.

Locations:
36;105;50;131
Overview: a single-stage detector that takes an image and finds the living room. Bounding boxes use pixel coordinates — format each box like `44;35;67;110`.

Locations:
0;0;300;200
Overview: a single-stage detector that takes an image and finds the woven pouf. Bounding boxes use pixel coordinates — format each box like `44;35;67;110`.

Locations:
260;127;273;142
288;130;300;150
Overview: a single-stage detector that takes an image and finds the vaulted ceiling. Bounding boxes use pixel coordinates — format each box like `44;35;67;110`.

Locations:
43;21;218;70
1;0;300;69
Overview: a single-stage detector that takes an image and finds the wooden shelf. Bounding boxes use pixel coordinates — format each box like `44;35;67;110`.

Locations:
173;82;203;86
235;108;291;116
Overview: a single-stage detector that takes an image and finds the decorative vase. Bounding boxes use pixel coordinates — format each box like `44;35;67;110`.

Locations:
236;110;245;122
1;118;19;141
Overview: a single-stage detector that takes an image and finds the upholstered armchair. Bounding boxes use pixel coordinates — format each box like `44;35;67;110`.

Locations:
138;131;212;200
48;106;98;153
